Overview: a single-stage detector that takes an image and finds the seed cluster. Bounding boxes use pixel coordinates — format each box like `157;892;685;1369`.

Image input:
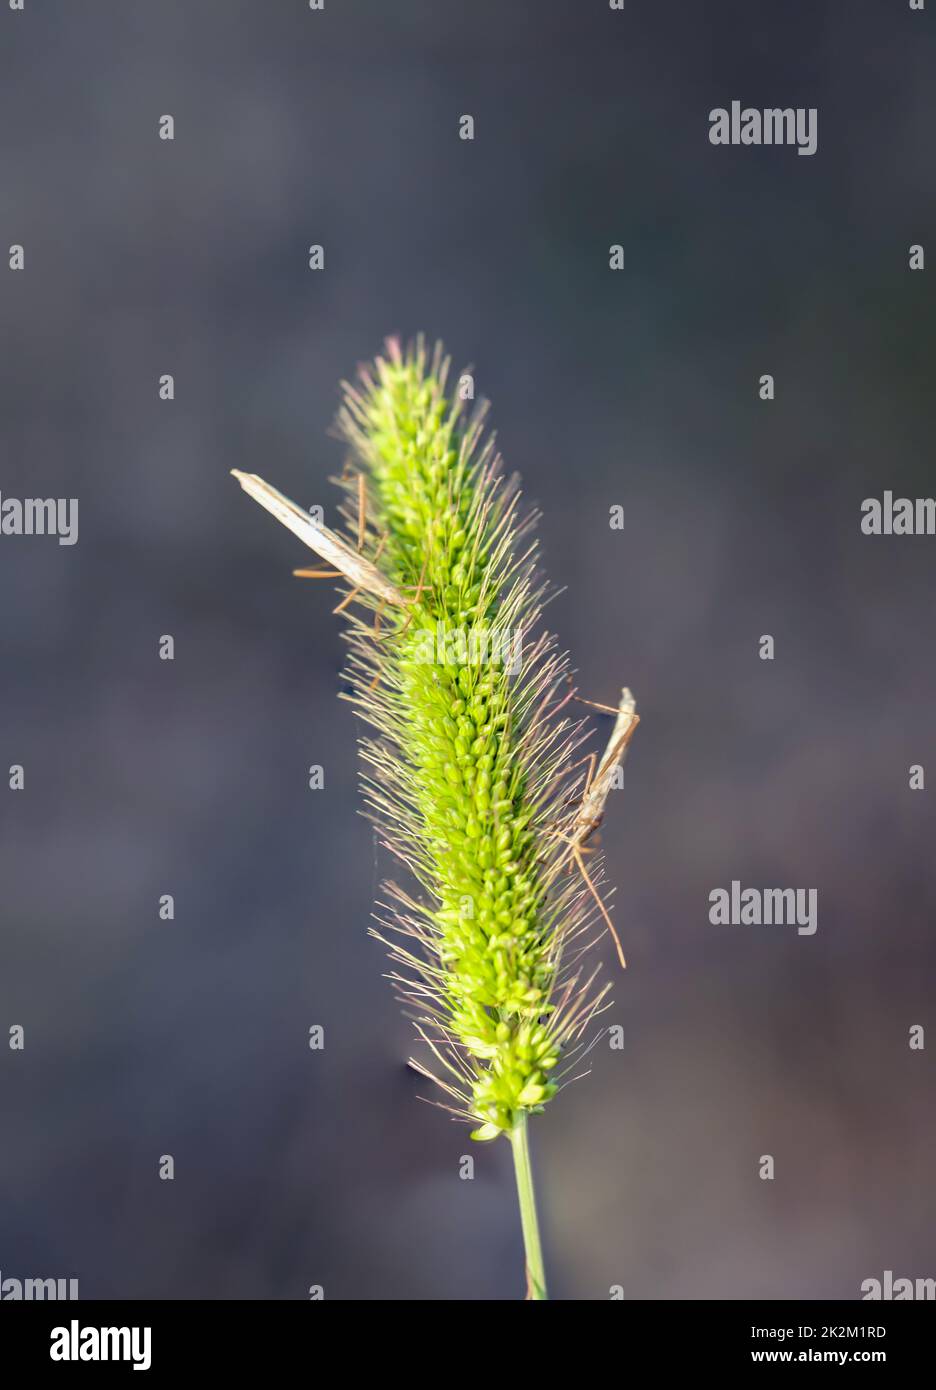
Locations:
337;341;606;1138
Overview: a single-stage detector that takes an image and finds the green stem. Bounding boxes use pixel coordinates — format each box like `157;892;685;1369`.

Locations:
509;1112;548;1300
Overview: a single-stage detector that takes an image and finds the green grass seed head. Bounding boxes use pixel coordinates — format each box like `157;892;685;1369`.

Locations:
335;337;616;1141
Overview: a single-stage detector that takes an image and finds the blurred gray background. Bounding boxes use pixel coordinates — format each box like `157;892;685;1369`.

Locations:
1;0;934;1300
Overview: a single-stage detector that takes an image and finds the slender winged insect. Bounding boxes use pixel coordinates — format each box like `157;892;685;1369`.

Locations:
547;687;639;970
572;687;639;850
231;470;408;609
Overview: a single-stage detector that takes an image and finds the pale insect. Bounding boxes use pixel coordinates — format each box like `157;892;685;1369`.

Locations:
230;470;408;609
552;686;640;971
572;687;639;850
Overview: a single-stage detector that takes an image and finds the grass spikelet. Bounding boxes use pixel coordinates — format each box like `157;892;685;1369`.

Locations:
233;336;639;1299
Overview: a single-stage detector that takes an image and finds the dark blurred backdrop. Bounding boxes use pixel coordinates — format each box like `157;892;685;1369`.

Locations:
1;0;934;1300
